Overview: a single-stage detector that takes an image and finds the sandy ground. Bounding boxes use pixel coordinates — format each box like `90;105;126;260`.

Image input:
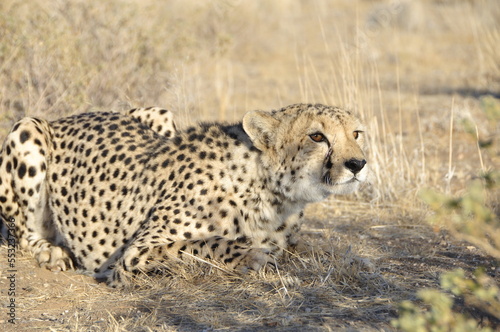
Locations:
1;202;498;331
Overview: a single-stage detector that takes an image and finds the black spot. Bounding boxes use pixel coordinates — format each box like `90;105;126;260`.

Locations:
172;136;182;146
276;223;286;232
131;257;139;267
11;122;21;133
139;247;149;256
19;130;31;144
28;167;37;177
17;162;26;179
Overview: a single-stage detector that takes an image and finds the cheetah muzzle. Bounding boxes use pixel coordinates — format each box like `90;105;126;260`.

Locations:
0;103;367;287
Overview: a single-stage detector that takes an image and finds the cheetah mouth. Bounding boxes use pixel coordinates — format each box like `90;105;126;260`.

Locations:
321;173;363;195
322;173;359;186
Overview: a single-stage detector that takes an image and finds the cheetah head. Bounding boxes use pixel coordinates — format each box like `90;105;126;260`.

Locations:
243;103;368;202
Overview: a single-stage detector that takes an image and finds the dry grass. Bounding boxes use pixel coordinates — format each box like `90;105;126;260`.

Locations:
0;0;499;330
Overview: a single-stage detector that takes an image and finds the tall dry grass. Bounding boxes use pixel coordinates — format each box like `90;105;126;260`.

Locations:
2;0;497;207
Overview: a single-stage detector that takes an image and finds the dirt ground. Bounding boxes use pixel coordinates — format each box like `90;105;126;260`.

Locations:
0;0;499;331
1;203;498;331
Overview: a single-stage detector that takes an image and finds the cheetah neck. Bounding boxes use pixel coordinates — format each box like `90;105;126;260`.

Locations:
222;125;306;247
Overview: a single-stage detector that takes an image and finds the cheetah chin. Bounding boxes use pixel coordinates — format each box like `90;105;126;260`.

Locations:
0;103;367;286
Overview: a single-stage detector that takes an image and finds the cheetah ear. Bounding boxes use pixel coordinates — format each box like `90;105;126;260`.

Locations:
243;110;280;151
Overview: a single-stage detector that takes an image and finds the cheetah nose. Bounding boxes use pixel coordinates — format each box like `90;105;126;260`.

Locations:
344;158;366;174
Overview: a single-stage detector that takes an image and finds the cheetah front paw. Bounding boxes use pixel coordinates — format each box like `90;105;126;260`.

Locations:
34;243;74;272
233;248;274;273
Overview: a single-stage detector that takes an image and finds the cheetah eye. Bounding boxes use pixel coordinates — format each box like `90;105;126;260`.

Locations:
309;133;326;143
353;131;363;140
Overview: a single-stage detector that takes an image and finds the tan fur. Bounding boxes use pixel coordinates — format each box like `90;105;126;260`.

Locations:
0;103;367;287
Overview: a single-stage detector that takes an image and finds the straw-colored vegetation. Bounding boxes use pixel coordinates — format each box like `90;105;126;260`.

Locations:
0;0;498;330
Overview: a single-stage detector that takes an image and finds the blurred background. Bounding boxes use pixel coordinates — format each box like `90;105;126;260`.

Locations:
0;1;499;329
1;0;498;203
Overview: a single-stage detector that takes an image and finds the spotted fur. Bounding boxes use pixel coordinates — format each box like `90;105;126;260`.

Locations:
0;104;367;286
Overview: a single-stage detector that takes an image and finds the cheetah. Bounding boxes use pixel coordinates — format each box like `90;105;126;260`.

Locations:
0;103;367;286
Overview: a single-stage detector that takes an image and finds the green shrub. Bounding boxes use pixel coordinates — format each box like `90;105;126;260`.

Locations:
393;268;499;332
392;97;500;331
